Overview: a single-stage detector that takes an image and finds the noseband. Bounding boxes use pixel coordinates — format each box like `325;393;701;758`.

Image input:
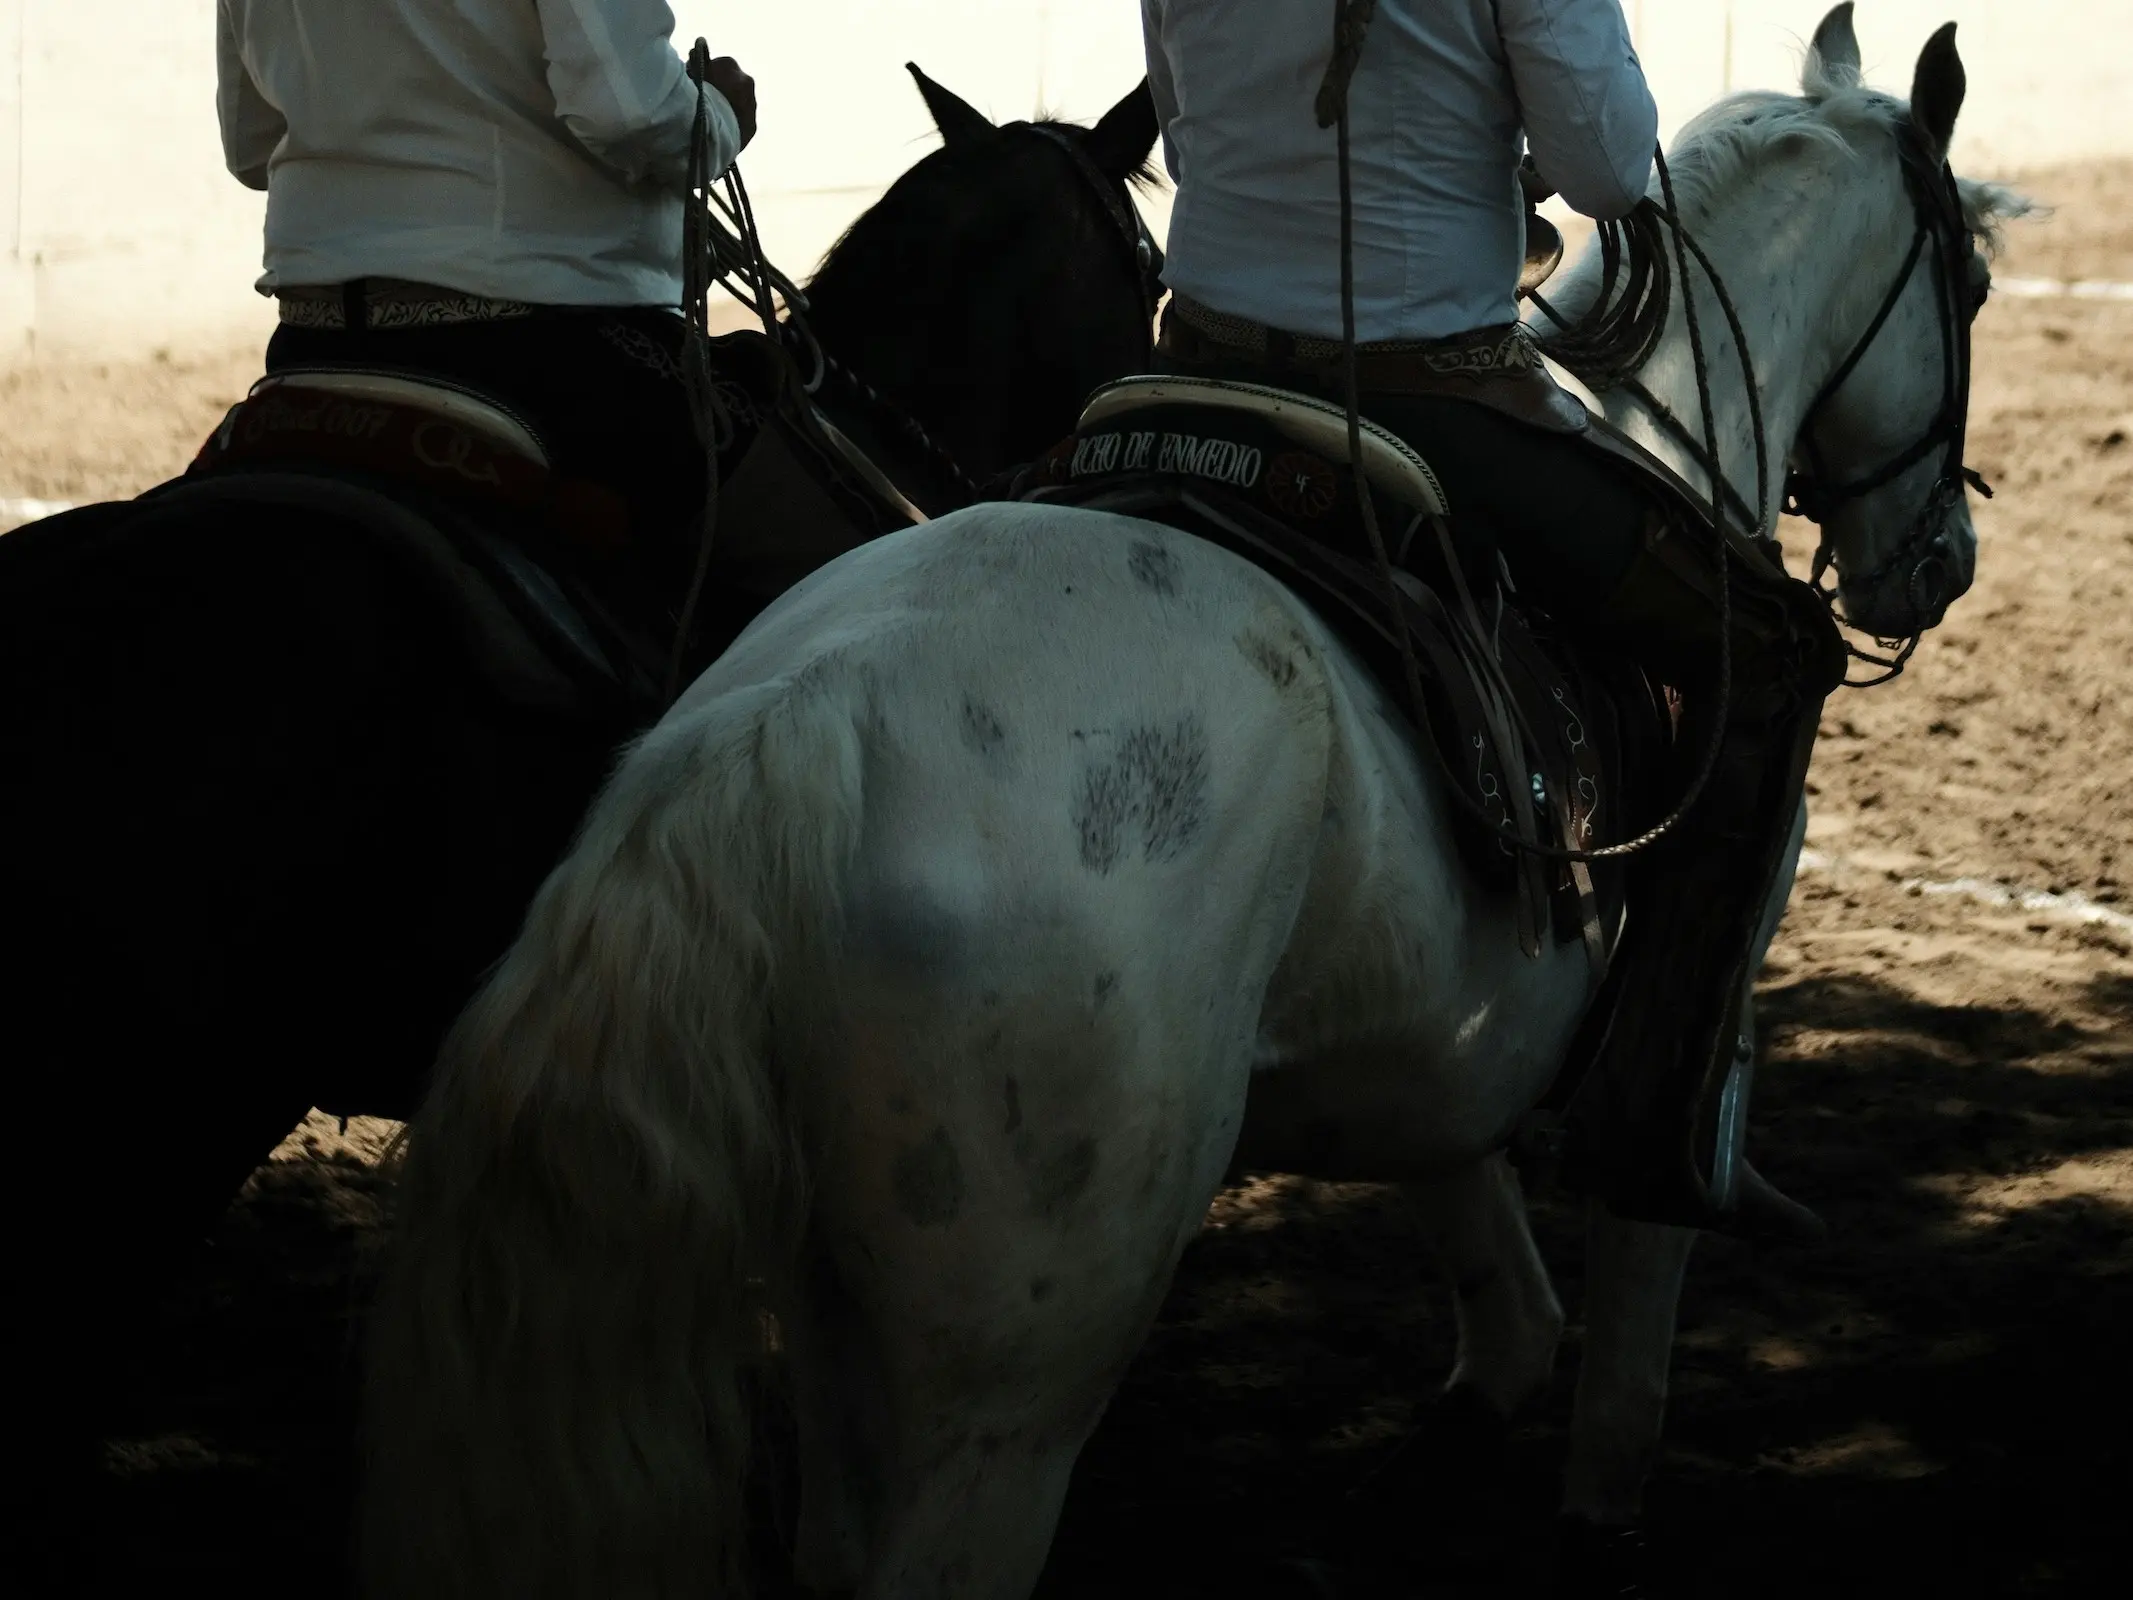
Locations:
1787;122;1992;681
1015;122;1167;353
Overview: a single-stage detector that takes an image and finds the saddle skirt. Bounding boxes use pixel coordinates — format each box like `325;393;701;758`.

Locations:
1019;374;1677;967
181;335;917;719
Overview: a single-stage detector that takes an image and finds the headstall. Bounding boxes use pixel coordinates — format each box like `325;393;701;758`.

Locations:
1015;121;1168;350
1787;122;1993;683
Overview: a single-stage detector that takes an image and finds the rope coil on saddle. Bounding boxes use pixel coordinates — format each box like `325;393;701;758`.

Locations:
1318;0;1733;866
1526;199;1772;551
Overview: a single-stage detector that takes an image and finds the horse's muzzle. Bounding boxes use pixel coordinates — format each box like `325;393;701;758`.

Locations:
1846;519;1974;637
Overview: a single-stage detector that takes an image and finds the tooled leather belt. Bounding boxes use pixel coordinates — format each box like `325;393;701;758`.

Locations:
277;277;538;333
1159;292;1589;436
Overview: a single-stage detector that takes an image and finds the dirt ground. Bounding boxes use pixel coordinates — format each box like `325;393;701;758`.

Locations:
9;159;2131;1597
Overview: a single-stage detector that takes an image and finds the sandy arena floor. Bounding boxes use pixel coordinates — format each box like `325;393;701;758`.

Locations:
6;161;2129;1596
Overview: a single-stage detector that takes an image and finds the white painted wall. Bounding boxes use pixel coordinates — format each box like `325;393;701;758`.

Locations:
1630;1;2133;162
0;1;2125;363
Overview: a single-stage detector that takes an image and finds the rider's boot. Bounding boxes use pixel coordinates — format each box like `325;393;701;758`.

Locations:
1560;516;1846;1243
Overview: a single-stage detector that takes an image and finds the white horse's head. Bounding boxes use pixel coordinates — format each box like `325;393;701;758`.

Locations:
1773;5;2027;638
1641;5;2030;644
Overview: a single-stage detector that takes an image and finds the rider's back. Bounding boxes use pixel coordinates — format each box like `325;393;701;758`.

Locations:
218;0;732;306
1142;0;1656;342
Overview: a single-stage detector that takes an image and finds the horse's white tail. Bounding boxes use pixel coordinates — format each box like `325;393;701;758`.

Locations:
360;678;862;1598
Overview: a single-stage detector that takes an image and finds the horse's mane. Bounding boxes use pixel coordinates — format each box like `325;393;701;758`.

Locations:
1657;62;2027;252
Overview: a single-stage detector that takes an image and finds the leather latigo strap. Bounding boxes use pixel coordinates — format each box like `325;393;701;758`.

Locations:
191;387;629;553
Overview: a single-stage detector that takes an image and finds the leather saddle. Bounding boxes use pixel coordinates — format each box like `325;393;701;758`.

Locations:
174;336;915;719
1019;374;1677;967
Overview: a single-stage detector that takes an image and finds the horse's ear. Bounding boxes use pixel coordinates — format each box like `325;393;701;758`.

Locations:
906;63;993;146
1083;79;1160;182
1910;22;1967;162
1807;3;1862;93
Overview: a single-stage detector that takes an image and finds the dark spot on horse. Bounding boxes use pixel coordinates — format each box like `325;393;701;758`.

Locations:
1128;540;1180;596
1003;1076;1023;1136
1074;769;1130;872
961;697;1007;755
892;1125;965;1228
1237;628;1299;689
1093;970;1119;1008
1069;715;1210;874
1028;1135;1099;1219
1029;1277;1054;1302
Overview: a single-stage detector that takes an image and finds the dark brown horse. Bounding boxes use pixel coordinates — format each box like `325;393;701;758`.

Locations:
0;70;1159;1579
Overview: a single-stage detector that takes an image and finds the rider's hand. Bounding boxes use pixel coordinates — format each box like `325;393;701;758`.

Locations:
705;56;757;152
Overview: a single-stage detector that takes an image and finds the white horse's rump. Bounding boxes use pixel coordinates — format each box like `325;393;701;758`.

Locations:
366;509;1380;1596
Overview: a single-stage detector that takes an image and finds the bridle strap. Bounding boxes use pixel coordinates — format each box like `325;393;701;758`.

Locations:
1014;121;1165;348
1782;131;1985;686
1798;225;1931;434
1789;132;1983;523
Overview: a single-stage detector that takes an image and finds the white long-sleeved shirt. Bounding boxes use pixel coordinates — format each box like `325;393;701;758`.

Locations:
217;0;741;307
1143;0;1657;343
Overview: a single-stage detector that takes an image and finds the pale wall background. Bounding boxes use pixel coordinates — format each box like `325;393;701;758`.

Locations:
0;0;2125;363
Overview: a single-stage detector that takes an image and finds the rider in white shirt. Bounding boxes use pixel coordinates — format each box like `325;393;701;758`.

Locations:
1147;0;1654;343
217;0;755;556
1143;0;1845;1241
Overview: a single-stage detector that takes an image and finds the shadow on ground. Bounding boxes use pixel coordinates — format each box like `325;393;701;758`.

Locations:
74;971;2133;1597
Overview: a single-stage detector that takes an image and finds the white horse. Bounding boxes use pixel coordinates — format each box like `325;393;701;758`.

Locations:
361;11;2025;1596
